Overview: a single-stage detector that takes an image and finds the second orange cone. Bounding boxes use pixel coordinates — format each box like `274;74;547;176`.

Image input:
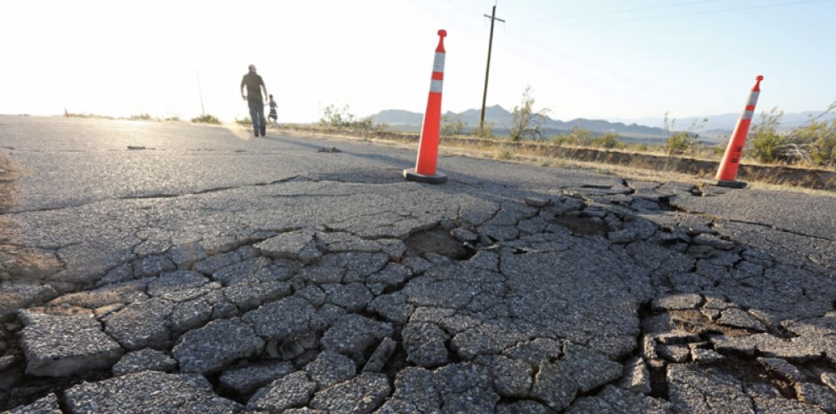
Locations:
715;75;764;188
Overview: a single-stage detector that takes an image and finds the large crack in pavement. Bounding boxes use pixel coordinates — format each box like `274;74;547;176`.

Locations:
3;167;836;413
665;195;835;244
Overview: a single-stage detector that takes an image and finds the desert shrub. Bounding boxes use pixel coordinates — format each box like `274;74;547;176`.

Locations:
554;125;592;147
710;144;726;157
352;116;375;131
64;112;114;120
665;132;697;155
663;113;704;155
792;116;836;167
477;121;495;139
496;146;514;160
509;86;550;141
319;104;353;128
441;114;465;136
748;103;836;167
235;117;252;126
748;107;785;163
129;113;153;121
191;114;221;124
319;104;377;130
591;133;621;149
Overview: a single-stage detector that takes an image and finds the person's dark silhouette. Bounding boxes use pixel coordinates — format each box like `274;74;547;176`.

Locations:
240;64;268;137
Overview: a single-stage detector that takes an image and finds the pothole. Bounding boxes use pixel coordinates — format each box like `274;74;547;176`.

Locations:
404;228;475;261
552;215;609;236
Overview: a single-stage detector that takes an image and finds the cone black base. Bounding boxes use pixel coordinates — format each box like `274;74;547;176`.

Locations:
404;168;447;184
715;180;747;189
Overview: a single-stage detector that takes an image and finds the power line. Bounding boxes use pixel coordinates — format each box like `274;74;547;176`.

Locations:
546;0;836;29
531;0;724;23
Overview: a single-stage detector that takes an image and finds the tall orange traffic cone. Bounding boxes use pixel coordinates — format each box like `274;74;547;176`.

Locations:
404;30;448;184
715;75;764;188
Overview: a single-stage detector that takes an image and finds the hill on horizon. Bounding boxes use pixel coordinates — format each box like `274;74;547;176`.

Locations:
374;106;835;144
373;105;669;139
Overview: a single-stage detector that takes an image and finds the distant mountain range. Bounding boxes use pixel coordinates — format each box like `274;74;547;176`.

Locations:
373;105;669;139
611;111;836;131
373;106;835;144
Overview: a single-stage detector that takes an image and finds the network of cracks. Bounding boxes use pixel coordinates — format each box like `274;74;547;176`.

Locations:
2;182;836;414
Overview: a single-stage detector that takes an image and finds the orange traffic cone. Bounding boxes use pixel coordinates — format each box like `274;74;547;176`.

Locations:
404;30;448;184
715;75;764;188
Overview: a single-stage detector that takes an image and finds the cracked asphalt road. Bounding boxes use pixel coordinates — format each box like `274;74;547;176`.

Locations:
1;115;836;413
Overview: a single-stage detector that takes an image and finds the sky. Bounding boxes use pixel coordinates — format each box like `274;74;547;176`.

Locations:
1;0;835;123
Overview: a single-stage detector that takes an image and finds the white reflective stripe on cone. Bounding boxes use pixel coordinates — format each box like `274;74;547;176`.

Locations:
433;53;446;73
430;80;444;93
741;110;755;120
747;91;760;106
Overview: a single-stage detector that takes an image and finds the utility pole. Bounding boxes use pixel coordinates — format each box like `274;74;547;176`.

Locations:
480;4;504;134
196;71;206;117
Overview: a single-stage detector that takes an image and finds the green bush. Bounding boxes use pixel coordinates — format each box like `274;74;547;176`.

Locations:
509;85;549;141
750;131;784;163
710;144;726;157
748;103;836;167
553;125;592;147
129;113;154;121
591;133;621;149
663;112;704;156
319;104;377;130
235;116;252;126
191;114;221;124
352;116;375;131
441;114;465;136
64;112;114;120
477;121;495;139
496;146;514;160
748;107;784;163
794;118;836;166
665;132;698;155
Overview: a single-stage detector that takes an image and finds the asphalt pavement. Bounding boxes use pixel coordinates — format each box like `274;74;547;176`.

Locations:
1;115;835;413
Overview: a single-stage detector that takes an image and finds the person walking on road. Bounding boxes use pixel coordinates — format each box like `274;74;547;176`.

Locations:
241;64;268;137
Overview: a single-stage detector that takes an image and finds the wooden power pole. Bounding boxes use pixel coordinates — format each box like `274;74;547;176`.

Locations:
480;4;504;134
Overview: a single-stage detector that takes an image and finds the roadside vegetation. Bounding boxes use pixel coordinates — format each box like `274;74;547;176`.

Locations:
318;104;383;131
508;85;550;141
748;103;836;167
64;112;183;123
282;92;836;171
191;114;221;125
129;113;153;121
441;114;466;136
64;112;116;120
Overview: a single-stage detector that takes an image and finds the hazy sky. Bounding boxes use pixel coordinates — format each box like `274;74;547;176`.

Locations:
1;0;834;123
